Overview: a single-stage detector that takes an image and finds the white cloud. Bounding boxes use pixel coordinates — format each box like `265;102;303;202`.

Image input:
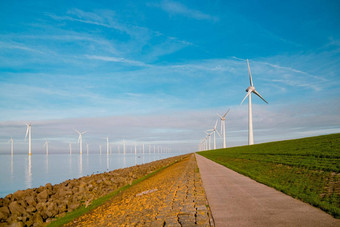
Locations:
85;55;149;67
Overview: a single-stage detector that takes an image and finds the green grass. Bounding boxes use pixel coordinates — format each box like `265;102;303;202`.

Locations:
198;133;340;218
48;159;180;227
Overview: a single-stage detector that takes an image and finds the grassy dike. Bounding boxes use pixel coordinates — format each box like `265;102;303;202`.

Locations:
198;133;340;218
48;159;181;227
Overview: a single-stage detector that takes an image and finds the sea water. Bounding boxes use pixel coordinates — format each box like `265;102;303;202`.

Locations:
0;152;185;198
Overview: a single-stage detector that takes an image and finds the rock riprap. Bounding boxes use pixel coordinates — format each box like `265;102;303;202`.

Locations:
65;154;213;226
0;154;188;226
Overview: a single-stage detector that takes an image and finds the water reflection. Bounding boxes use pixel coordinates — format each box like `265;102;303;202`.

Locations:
106;153;109;170
45;154;49;174
79;154;83;176
25;155;32;189
10;154;13;176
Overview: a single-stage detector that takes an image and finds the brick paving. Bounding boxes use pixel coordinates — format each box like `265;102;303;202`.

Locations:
65;154;213;226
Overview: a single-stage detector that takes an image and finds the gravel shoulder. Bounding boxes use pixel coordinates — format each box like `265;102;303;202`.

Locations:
64;154;213;226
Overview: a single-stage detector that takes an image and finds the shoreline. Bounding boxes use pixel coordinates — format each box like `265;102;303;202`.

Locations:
0;154;190;226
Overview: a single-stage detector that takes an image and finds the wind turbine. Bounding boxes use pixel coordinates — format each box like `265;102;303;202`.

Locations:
206;131;212;150
9;138;14;155
25;123;32;156
86;143;89;155
43;140;49;155
75;129;87;154
99;145;102;155
241;59;268;145
207;120;220;150
106;137;109;155
217;108;230;148
69;143;72;154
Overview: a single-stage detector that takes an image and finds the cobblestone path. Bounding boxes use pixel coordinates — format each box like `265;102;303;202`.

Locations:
65;154;213;226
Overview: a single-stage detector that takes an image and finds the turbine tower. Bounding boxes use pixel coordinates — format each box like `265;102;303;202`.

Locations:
206;131;212;150
9;137;14;155
25;123;32;156
75;129;87;154
106;137;109;155
43;140;49;155
207;120;220;150
69;143;72;154
241;59;268;145
217;108;230;148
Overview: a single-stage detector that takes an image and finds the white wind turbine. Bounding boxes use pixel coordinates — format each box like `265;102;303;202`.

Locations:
205;131;212;150
207;120;220;150
75;129;87;154
241;59;268;145
69;143;72;154
9;137;14;155
106;137;110;155
25;123;32;156
217;108;230;148
43;140;49;155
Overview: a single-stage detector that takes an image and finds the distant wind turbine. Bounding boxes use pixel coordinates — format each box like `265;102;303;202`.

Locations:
25;123;32;156
207;120;220;150
106;137;109;155
86;143;89;155
43;140;49;155
99;145;102;155
241;59;268;145
206;131;212;150
123;140;126;155
75;129;87;154
69;143;72;154
217;108;230;148
9;137;14;155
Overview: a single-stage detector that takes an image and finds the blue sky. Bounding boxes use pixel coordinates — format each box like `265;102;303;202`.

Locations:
0;0;340;153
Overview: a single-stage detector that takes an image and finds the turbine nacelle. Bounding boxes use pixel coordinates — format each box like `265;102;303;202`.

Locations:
245;86;255;92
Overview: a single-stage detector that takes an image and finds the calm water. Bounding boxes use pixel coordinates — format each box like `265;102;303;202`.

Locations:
0;152;184;198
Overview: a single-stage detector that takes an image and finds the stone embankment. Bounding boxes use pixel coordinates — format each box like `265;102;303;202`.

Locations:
0;154;188;226
66;154;213;226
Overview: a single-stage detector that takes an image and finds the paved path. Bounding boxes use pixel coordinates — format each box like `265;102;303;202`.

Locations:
196;154;339;227
66;154;213;226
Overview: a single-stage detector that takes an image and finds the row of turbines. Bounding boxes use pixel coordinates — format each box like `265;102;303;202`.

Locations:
7;125;171;156
199;59;268;151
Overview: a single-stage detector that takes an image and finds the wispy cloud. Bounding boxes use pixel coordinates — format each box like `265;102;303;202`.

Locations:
152;0;218;22
85;55;149;67
0;41;45;54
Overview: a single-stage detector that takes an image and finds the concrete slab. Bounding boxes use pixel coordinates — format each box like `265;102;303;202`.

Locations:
195;154;339;227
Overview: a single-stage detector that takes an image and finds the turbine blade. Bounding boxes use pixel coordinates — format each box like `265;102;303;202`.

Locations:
214;119;218;130
216;129;221;137
74;129;81;134
240;90;251;105
82;131;88;134
253;90;268;104
217;113;222;119
223;108;230;118
25;126;29;140
247;59;253;86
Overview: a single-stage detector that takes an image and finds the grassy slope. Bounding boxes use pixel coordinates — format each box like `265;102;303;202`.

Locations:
198;133;340;218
